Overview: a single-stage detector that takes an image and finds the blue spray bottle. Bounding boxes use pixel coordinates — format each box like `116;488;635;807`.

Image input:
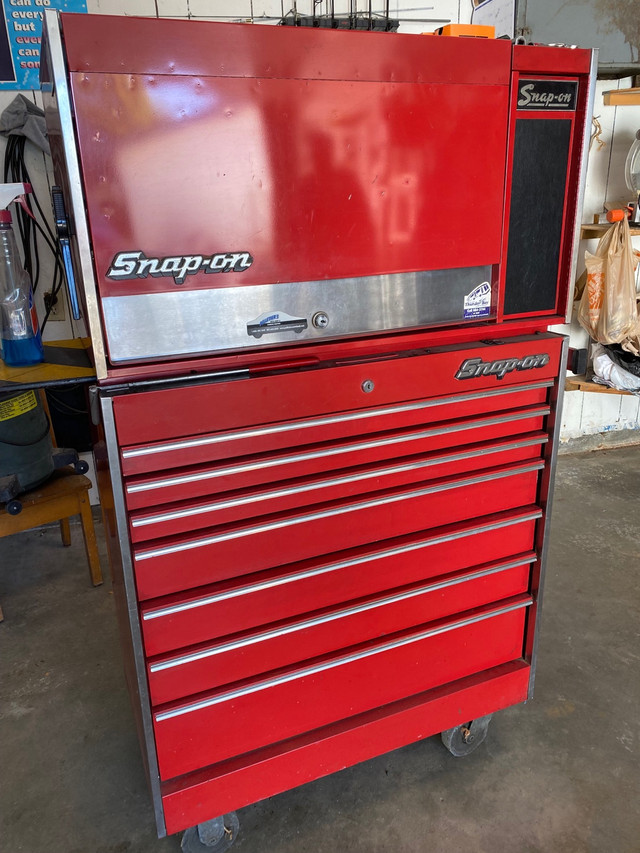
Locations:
0;183;44;366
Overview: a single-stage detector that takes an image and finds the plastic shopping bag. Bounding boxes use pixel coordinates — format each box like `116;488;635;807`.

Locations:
578;216;640;346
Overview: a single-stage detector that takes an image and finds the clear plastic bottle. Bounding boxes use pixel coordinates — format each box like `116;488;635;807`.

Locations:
0;209;43;366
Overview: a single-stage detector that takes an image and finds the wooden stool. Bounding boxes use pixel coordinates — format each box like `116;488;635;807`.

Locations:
0;468;103;590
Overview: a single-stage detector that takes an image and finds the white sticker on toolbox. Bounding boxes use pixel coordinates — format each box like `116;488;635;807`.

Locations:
463;281;491;320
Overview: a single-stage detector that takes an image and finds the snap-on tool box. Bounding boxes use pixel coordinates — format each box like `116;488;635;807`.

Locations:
41;12;595;844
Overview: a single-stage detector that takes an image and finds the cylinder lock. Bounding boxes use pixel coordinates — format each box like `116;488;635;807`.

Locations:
312;311;330;329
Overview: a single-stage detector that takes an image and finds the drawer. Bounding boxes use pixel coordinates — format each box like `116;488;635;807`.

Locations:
113;335;562;456
146;554;534;705
128;433;547;543
124;404;549;511
119;381;551;477
153;596;531;780
132;460;544;599
140;506;541;656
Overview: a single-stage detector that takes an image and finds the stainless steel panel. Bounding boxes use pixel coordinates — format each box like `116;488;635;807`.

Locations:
527;334;569;697
102;266;493;362
100;397;166;837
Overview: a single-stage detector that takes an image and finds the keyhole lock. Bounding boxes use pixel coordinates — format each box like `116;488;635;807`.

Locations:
312;312;330;329
361;379;375;393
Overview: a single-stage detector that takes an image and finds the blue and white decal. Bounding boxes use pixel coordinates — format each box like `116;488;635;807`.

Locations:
247;310;308;338
463;281;491;320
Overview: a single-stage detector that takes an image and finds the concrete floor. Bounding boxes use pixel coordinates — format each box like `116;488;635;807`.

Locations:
1;446;639;853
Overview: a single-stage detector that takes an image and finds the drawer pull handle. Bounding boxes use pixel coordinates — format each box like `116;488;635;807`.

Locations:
154;597;532;721
134;461;544;562
131;435;547;529
127;406;550;496
123;381;553;461
141;508;542;621
149;553;536;672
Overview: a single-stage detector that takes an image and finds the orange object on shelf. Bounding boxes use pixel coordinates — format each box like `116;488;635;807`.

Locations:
606;209;625;222
433;23;496;38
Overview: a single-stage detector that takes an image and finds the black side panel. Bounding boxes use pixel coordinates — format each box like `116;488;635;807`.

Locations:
503;118;572;316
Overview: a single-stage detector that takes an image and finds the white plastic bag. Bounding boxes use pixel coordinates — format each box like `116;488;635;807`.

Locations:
591;343;640;393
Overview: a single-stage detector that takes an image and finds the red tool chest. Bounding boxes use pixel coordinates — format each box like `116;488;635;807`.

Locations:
41;12;596;847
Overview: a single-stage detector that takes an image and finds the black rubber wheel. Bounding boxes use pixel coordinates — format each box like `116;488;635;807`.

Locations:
74;460;89;474
181;813;239;853
441;714;492;757
6;499;22;515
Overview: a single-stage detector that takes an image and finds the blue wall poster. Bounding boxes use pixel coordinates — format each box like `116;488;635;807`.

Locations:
0;0;87;90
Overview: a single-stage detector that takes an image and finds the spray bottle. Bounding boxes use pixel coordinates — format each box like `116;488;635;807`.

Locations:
0;182;43;366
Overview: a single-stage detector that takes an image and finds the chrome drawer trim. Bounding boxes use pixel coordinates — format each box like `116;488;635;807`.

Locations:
149;555;536;673
131;436;547;529
122;381;553;461
142;509;542;621
154;598;532;721
134;461;545;562
127;406;550;496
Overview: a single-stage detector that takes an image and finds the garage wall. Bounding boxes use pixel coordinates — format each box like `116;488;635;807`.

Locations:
554;77;640;441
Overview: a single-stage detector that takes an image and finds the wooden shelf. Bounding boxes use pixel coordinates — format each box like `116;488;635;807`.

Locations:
565;375;633;395
603;87;640;106
0;337;94;390
581;222;640;239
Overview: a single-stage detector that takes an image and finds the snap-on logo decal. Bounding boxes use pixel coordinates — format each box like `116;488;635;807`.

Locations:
455;353;550;381
517;80;578;111
463;281;491;320
106;250;253;285
247;311;308;339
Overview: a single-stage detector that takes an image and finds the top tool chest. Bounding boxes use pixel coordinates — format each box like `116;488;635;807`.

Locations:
41;12;596;845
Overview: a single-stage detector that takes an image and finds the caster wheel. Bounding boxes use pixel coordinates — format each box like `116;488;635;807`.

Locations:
441;714;492;757
6;499;22;515
181;813;239;852
74;460;89;474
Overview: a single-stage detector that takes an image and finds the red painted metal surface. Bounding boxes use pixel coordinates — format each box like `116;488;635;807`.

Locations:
159;660;530;835
124;409;548;510
69;68;509;297
512;44;592;75
101;318;553;387
113;336;562;449
139;508;540;657
146;559;532;706
61;13;512;84
128;436;545;543
153;599;530;779
132;462;542;600
119;385;551;479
